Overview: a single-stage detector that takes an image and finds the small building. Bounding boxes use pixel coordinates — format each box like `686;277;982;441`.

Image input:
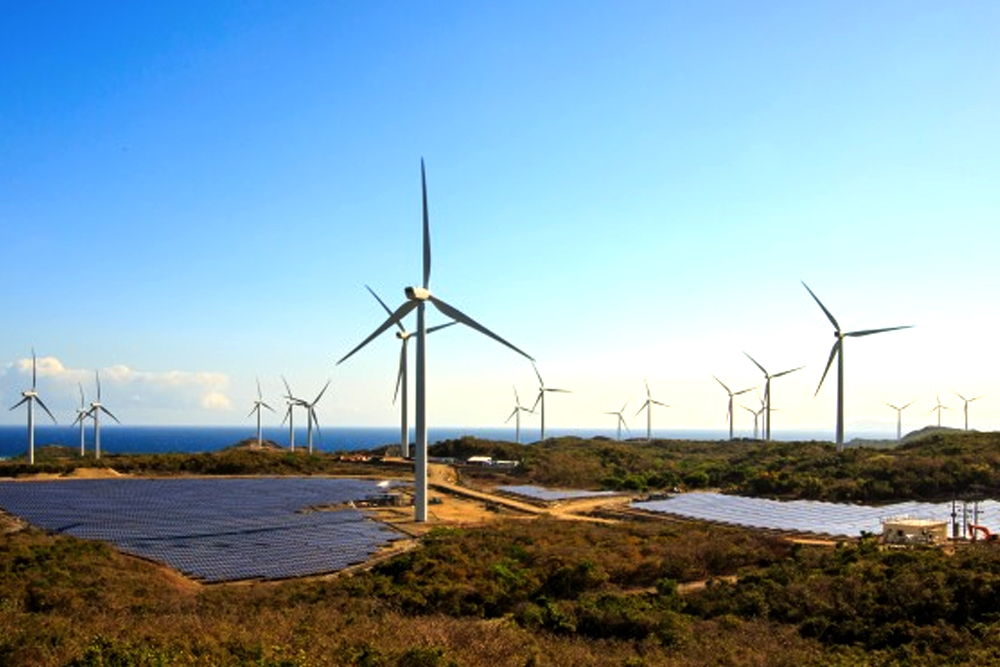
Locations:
881;517;949;545
467;456;493;466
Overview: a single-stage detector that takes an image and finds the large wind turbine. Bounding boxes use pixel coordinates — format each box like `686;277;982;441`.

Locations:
338;159;533;522
802;281;913;452
87;371;120;460
930;392;949;427
605;399;630;441
884;400;914;440
712;375;754;440
531;362;570;442
247;378;274;448
744;353;803;442
365;285;456;458
9;350;57;465
634;378;668;441
72;384;90;456
281;377;301;451
954;391;982;431
505;387;534;444
298;380;330;454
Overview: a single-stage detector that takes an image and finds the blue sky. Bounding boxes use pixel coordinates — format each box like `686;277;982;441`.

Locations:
1;1;998;439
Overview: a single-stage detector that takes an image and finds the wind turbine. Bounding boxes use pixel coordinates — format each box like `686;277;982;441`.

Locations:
281;376;301;451
802;281;913;452
504;386;534;444
954;391;982;431
87;371;120;460
297;380;331;454
365;285;456;458
605;399;630;441
741;404;760;440
531;361;570;441
72;383;90;456
744;353;803;442
247;378;274;448
930;392;949;427
634;378;668;441
9;350;57;465
338;159;533;522
884;400;914;440
712;375;754;440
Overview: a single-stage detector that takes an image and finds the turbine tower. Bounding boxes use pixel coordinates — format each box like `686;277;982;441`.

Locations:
9;350;57;465
298;380;330;454
504;386;534;444
712;375;753;440
884;400;914;440
280;377;301;451
531;361;570;441
634;378;668;441
954;391;982;431
930;392;949;427
744;353;803;442
247;378;274;448
740;404;760;440
87;371;120;460
338;159;533;522
365;285;456;458
605;399;630;441
72;384;90;456
802;281;913;452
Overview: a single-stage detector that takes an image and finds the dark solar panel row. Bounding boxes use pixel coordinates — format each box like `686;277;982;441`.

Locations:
498;484;621;502
0;477;405;582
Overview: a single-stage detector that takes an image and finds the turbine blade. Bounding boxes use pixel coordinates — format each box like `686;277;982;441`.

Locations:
262;402;275;413
652;400;669;408
36;397;57;424
513;386;521;407
247;406;257;419
505;408;518;423
101;406;121;424
313;380;331;405
773;365;805;379
711;374;732;395
815;342;840;396
10;397;28;411
428;295;534;361
733;387;755;396
421;158;431;289
743;352;767;376
95;370;102;401
644;377;651;398
532;361;544;387
366;284;406;332
31;349;37;390
256;377;263;401
845;325;914;338
531;391;542;412
801;281;841;331
546;388;571;393
426;320;458;334
282;375;293;398
393;344;405;405
338;301;419;365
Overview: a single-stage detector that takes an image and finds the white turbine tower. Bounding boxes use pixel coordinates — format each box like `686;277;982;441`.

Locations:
87;371;120;460
744;353;803;442
365;285;456;459
280;377;301;451
802;281;913;452
338;159;533;522
247;378;274;448
72;383;90;456
605;399;630;441
884;400;915;440
954;391;982;431
634;378;669;441
930;392;949;427
297;380;330;454
504;387;534;444
711;375;754;440
9;351;57;465
530;362;570;442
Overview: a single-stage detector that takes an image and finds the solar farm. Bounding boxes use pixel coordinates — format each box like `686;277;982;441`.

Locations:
498;484;623;502
632;492;1000;538
0;477;406;583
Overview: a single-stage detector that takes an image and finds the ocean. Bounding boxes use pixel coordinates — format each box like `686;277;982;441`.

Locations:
0;424;837;459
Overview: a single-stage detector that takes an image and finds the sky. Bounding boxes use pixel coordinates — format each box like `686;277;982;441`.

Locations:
1;1;998;440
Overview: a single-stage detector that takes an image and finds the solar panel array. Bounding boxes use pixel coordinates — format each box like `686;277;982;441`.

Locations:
632;492;1000;538
498;484;622;502
0;477;405;582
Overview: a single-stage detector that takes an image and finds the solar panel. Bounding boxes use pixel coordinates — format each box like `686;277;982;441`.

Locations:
498;484;622;502
0;477;405;583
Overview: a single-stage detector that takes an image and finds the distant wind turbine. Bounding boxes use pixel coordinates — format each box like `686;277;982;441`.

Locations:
740;392;768;440
954;391;982;431
605;399;630;441
247;378;274;448
72;384;90;456
9;350;57;465
281;377;301;451
634;378;669;441
712;375;754;440
884;400;915;440
87;371;120;460
364;285;456;458
930;392;949;427
531;362;570;442
504;387;534;444
297;380;330;454
802;281;913;452
744;353;803;442
338;159;533;522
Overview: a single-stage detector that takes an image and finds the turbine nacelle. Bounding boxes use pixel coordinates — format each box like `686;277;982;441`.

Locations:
405;286;431;301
